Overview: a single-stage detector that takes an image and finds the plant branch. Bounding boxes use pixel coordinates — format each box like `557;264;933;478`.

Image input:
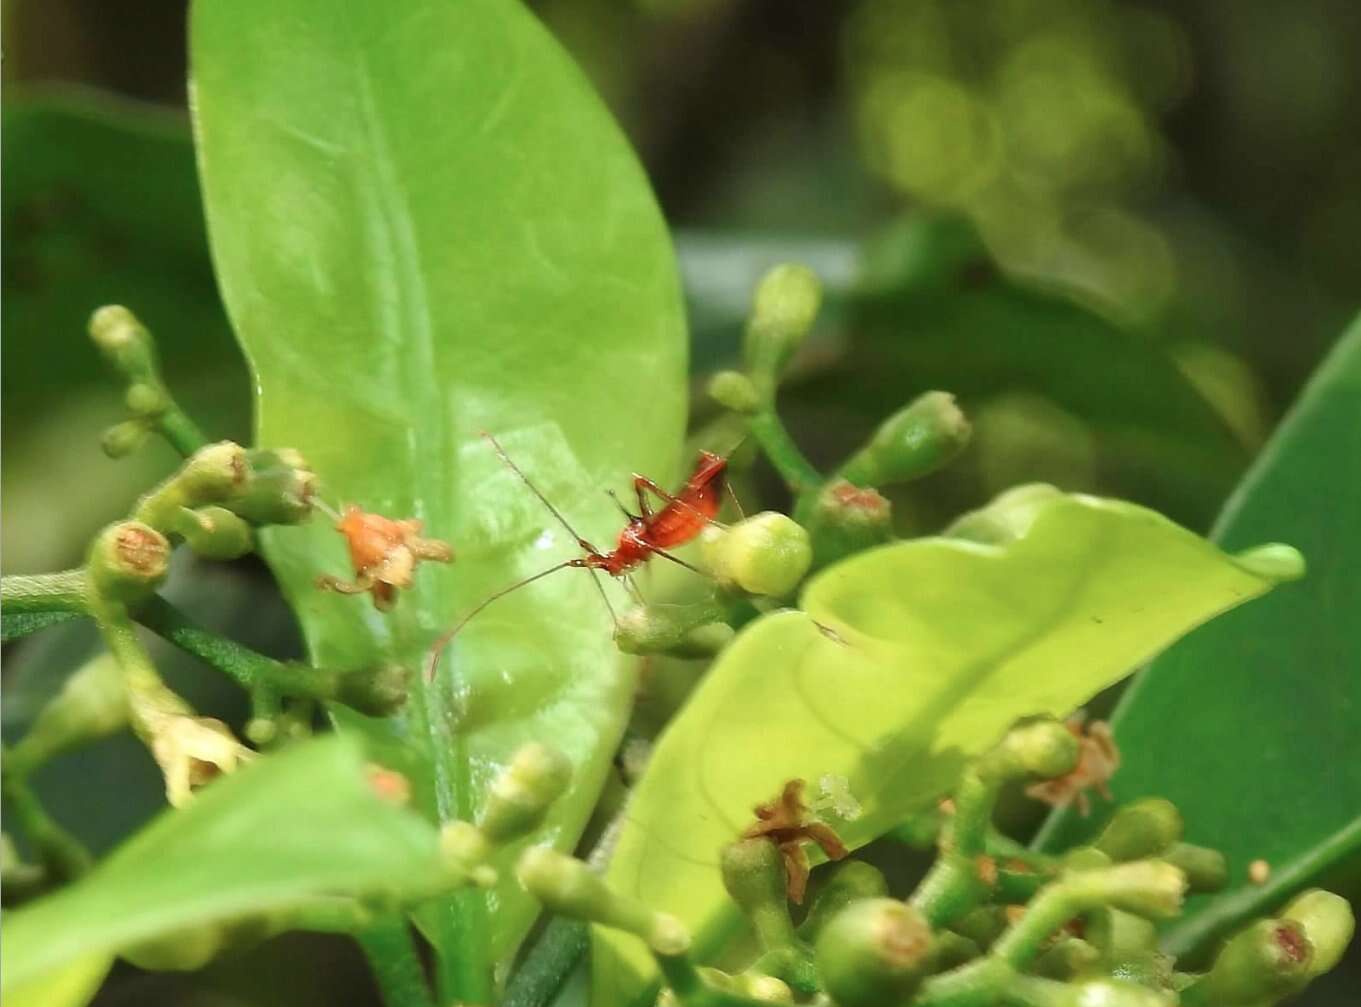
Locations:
747;408;821;495
1;570;89;613
356;915;437;1007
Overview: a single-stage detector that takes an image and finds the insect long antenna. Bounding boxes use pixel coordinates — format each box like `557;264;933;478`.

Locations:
482;431;595;552
724;481;746;521
426;559;578;681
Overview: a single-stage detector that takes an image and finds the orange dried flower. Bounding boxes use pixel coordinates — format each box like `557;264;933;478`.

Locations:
316;506;453;610
742;779;848;903
1024;715;1120;816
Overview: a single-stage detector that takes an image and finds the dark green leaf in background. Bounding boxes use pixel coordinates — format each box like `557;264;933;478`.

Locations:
190;0;687;980
1036;314;1361;963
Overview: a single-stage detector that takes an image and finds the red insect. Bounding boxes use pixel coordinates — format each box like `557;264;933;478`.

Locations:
426;432;730;679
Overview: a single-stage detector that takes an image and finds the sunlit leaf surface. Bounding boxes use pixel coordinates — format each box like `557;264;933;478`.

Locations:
592;488;1301;1004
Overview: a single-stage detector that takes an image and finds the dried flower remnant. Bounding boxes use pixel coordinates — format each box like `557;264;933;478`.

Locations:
743;779;849;903
1025;715;1120;815
317;506;453;610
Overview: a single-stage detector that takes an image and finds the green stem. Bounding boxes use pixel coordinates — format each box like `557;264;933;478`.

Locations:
747;408;821;495
156;407;209;459
914;959;1013;1007
355;915;437;1007
501;919;589;1007
910;772;999;928
1;571;88;613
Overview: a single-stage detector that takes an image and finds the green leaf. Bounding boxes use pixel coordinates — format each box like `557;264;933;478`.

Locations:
591;488;1302;1005
0;736;440;995
1036;315;1361;958
3;953;110;1007
189;0;686;980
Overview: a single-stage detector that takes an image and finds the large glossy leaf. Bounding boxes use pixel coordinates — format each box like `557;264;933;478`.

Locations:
0;737;440;996
592;488;1302;1005
1036;316;1361;959
190;0;687;973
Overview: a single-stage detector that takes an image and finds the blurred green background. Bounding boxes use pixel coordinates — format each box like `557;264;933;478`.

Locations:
4;0;1358;1004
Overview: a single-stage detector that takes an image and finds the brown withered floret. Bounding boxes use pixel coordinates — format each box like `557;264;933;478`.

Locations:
316;506;453;611
1024;715;1120;816
742;779;848;903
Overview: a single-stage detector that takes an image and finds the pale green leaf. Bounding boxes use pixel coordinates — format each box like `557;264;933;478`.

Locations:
0;737;440;995
592;488;1301;1004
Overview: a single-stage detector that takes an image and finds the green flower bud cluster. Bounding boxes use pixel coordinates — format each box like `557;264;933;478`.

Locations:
528;718;1353;1007
89;305;208;459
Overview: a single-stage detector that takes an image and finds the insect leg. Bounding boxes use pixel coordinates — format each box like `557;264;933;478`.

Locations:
647;547;707;576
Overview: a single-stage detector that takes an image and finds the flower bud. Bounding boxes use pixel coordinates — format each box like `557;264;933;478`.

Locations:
732;973;793;1002
7;655;129;776
88;521;170;602
795;480;893;570
1162;843;1227;894
89;305;158;379
982;718;1080;783
440;820;496;885
701;512;811;597
798;860;891;943
1281;889;1354;979
1032;936;1101;979
744;264;822;385
722;839;798;950
1076;861;1186;920
478;743;572;844
175;506;254;561
839;392;971;488
517;847;690;954
101;419;152;459
180;441;250;500
814;898;934;1006
335;662;411;718
1095;799;1183;862
227;448;317;525
125;382;168;417
708;370;762;414
1069;978;1173;1007
614;605;734;658
1197;918;1314;1003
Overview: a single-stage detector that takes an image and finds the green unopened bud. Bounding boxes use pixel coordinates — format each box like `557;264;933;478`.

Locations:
440;820;495;885
1108;950;1175;990
1087;908;1159;958
479;743;572;844
227;449;317;525
614;605;734;658
1062;846;1113;872
840;391;971;487
798;860;891;942
931;931;982;970
795;479;894;570
815;898;934;1006
981;718;1080;783
1033;936;1102;979
1162;843;1227;893
89;305;158;378
123;916;274;972
8;655;129;775
952;906;1008;947
701;512;811;597
1197;918;1314;1003
1068;978;1173;1007
708;370;762;414
733;973;794;1002
335;662;411;718
744;264;822;386
1077;861;1186;919
1281;889;1354;979
180;441;249;500
1095;799;1183;862
125;382;168;417
175;506;253;560
101;419;152;459
517;847;689;954
88;521;170;602
722;839;798;950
